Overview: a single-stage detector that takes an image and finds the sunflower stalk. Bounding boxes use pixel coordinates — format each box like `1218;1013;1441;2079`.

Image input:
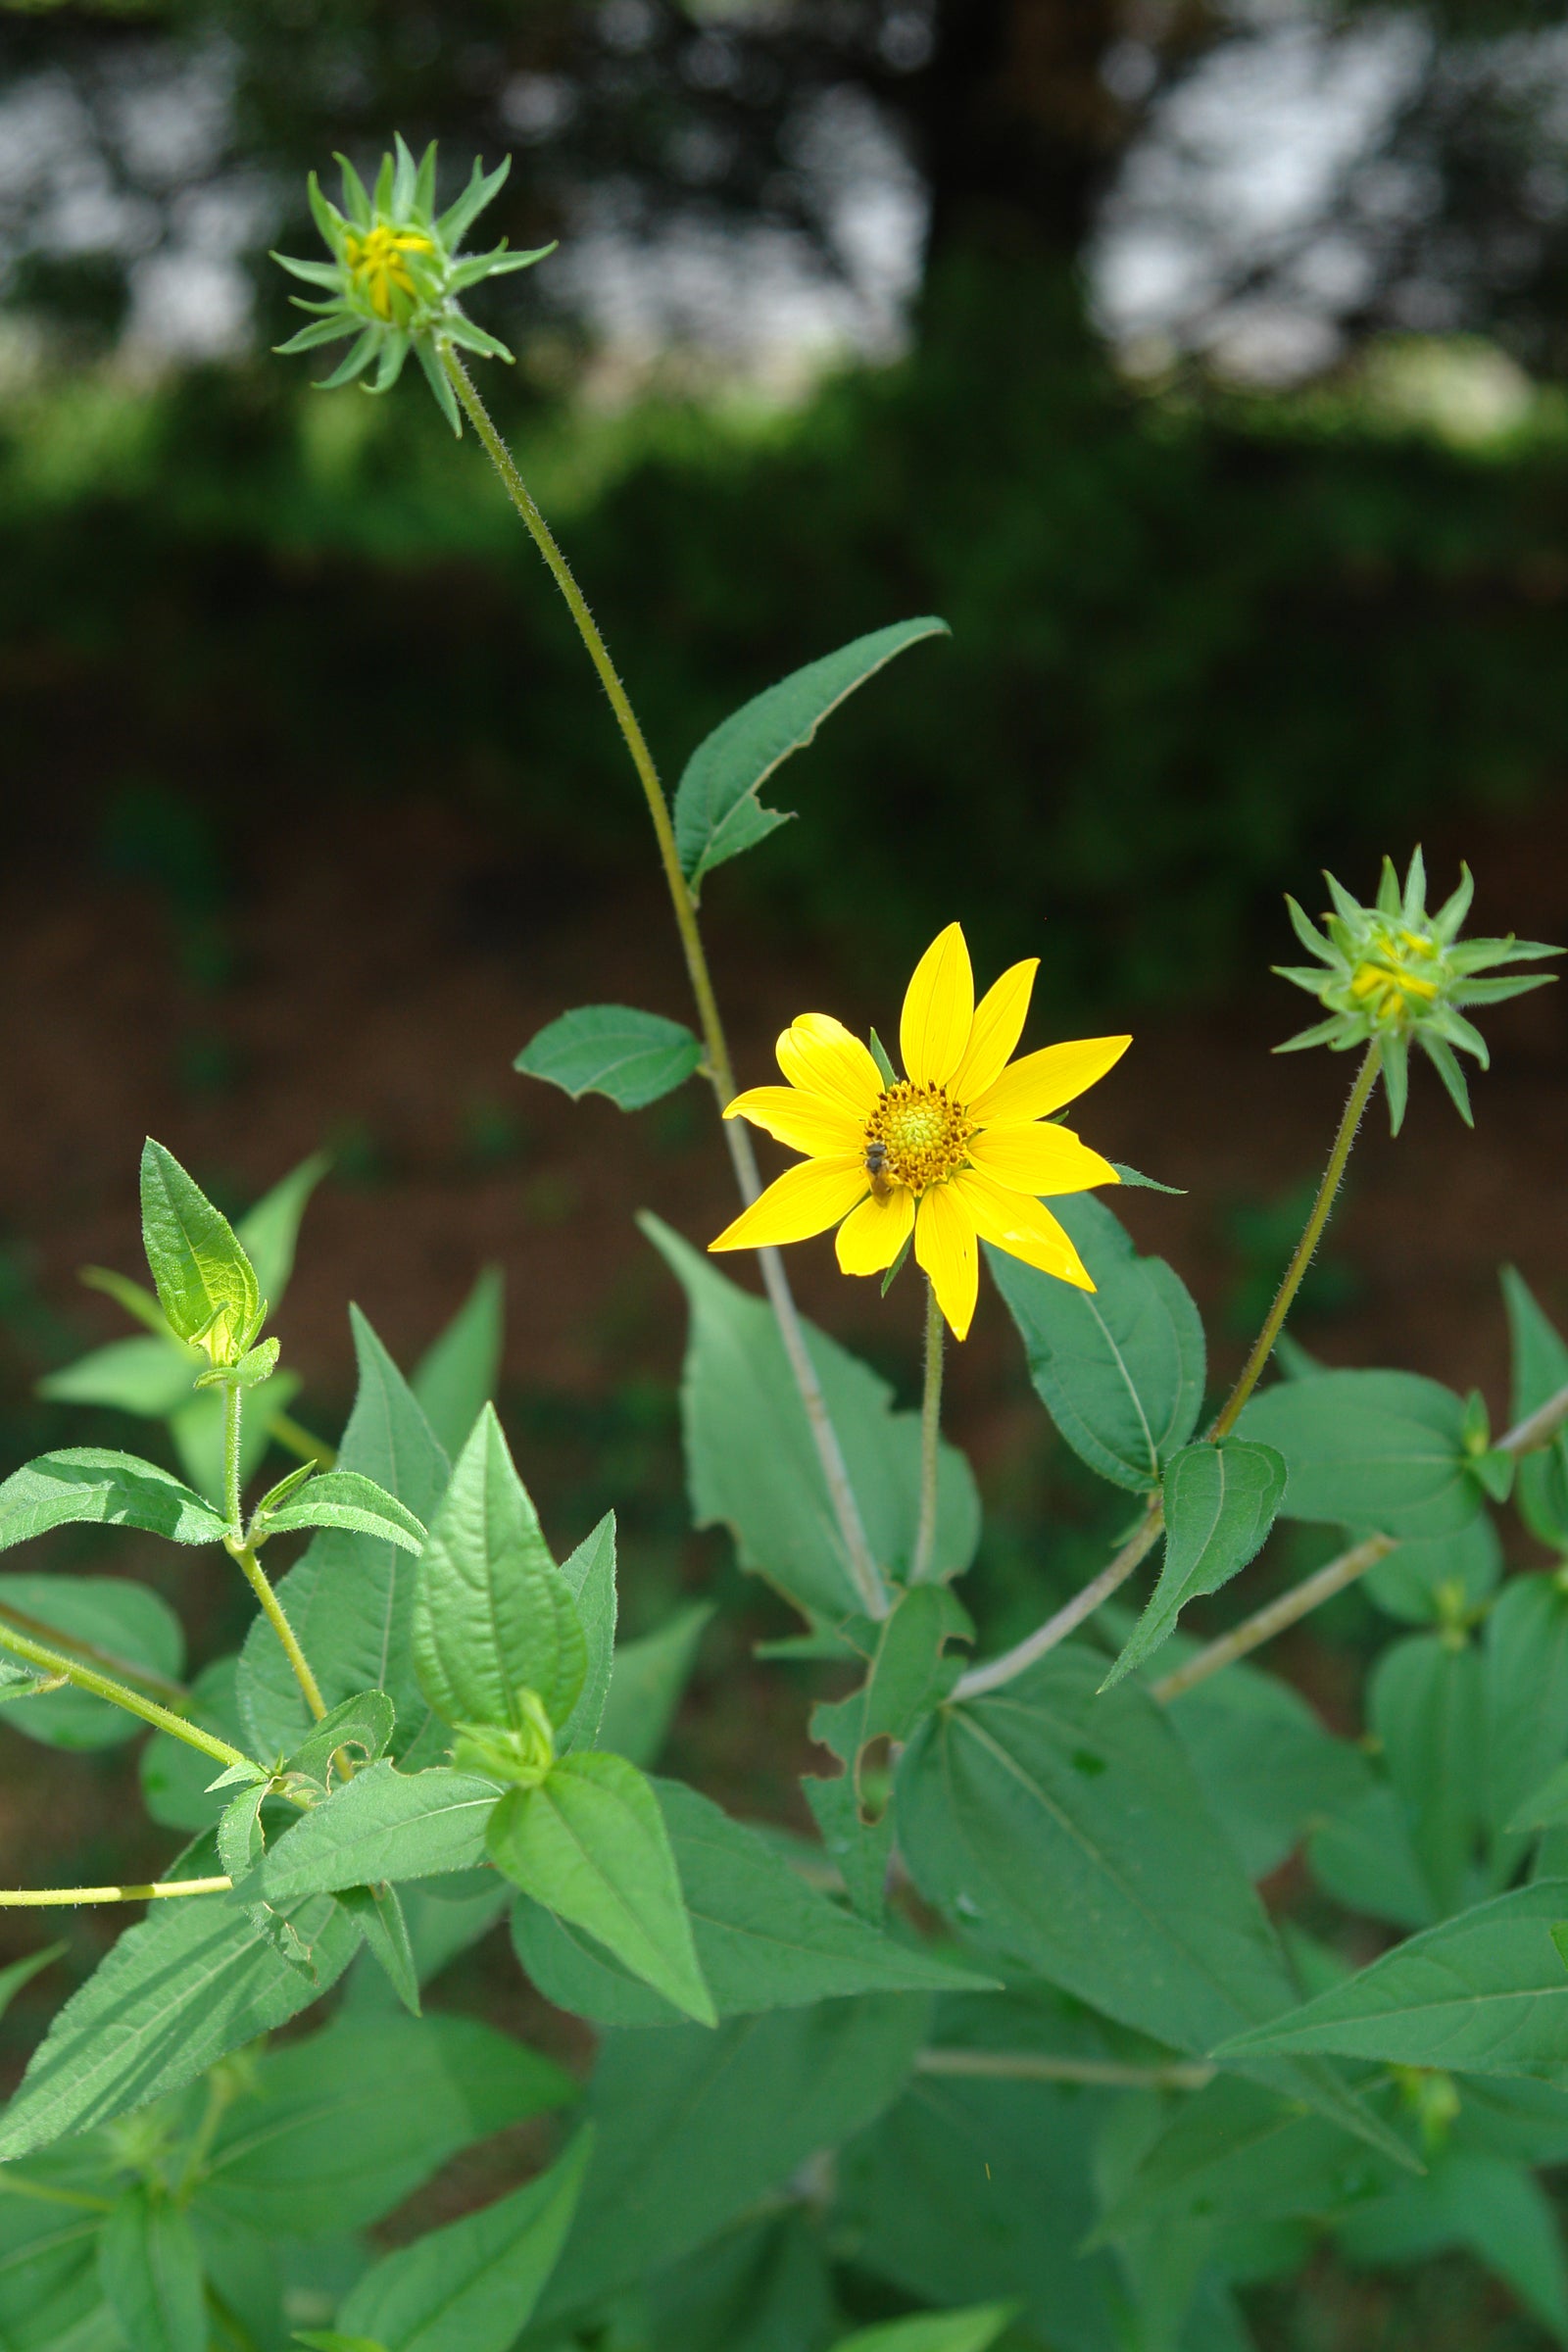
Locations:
911;1279;946;1583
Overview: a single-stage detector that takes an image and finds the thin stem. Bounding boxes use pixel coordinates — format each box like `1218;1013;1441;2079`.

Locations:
953;1498;1166;1702
0;1598;187;1703
228;1544;326;1722
222;1381;244;1539
0;1877;231;1908
440;343;885;1616
176;2072;236;2203
265;1410;336;1470
911;1281;945;1584
0;1621;251;1771
915;2048;1213;2092
1499;1378;1568;1462
1210;1041;1382;1440
0;2171;115;2213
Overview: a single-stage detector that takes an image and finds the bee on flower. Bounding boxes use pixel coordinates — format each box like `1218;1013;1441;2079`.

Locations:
710;922;1130;1342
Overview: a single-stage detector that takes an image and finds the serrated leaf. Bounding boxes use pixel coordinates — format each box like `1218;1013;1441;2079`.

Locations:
487;1751;714;2025
139;1138;261;1357
0;1572;185;1751
986;1196;1205;1494
558;1512;616;1753
99;2188;206;2352
413;1404;585;1735
411;1266;504;1459
256;1469;426;1552
253;1763;502;1902
1237;1370;1482;1538
1102;1439;1286;1689
673;617;949;892
514;1004;703;1112
0;1449;226;1552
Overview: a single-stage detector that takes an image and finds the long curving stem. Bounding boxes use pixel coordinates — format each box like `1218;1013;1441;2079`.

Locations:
952;1497;1166;1702
439;344;886;1617
229;1543;327;1722
0;1877;232;1908
0;1620;253;1772
911;1281;945;1584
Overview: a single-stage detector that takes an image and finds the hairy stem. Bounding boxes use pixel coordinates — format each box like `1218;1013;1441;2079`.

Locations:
911;1280;945;1584
0;1621;251;1771
222;1380;244;1540
440;343;885;1616
0;1877;231;1908
915;2047;1213;2092
1210;1040;1382;1440
952;1498;1166;1702
228;1544;327;1721
0;1598;187;1703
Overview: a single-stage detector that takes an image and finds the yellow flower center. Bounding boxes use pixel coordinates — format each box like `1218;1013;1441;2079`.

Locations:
1348;929;1440;1024
864;1082;973;1194
343;224;433;320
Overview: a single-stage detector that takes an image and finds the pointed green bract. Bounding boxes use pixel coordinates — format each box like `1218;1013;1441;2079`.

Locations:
411;1265;504;1458
515;1004;703;1111
1102;1437;1287;1689
139;1139;263;1365
99;2187;207;2352
413;1403;586;1735
253;1468;426;1553
487;1750;714;2025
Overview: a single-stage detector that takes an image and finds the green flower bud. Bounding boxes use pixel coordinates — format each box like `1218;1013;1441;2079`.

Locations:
1274;850;1559;1132
271;134;555;432
451;1688;556;1788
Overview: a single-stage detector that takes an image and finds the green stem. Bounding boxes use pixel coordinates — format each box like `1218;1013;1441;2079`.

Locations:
0;2171;114;2212
0;1622;251;1771
439;342;886;1618
222;1382;243;1540
911;1281;945;1584
0;1876;231;1908
915;2047;1213;2092
228;1544;327;1721
1209;1040;1383;1440
952;1496;1165;1702
0;1599;187;1703
176;2071;236;2203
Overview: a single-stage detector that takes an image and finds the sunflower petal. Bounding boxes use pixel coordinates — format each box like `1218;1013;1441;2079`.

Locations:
968;1120;1119;1197
835;1184;915;1275
914;1184;979;1342
900;924;974;1089
776;1015;884;1122
724;1086;864;1158
710;1156;868;1252
951;957;1038;1104
954;1169;1095;1291
969;1034;1131;1126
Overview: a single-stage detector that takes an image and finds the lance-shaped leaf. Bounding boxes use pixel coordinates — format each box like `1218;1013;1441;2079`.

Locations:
413;1404;585;1734
833;2307;1020;2352
1217;1880;1568;2073
98;2188;206;2352
253;1763;502;1901
412;1265;504;1459
488;1751;714;2026
340;1882;421;2016
986;1196;1205;1494
1102;1437;1287;1689
558;1512;616;1753
38;1336;196;1419
235;1150;329;1306
597;1598;711;1768
139;1139;261;1358
0;1572;186;1751
1237;1370;1482;1538
332;2129;591;2352
515;1005;703;1113
1502;1266;1568;1547
673;617;950;893
252;1469;426;1553
0;1450;226;1551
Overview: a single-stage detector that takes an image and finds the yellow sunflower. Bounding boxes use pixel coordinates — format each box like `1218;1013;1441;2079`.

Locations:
710;922;1130;1341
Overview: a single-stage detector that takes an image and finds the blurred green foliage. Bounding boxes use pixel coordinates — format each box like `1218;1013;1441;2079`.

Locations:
6;255;1568;1006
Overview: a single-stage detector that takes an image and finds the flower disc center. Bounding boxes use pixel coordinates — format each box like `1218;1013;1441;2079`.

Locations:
866;1082;972;1194
345;224;432;318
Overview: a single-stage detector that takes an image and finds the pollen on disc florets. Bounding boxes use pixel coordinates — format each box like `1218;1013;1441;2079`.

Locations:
1348;923;1442;1027
865;1082;973;1194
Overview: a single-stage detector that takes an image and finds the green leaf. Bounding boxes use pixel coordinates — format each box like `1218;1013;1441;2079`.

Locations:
0;1573;185;1750
1488;1577;1568;1869
284;1688;397;1787
139;1138;262;1358
811;1584;974;1779
237;1306;450;1764
98;2188;206;2352
197;2010;574;2238
413;1403;585;1735
0;1840;358;2161
411;1267;504;1458
1502;1267;1568;1545
1363;1516;1501;1625
255;1469;426;1552
1164;1655;1375;1882
673;617;949;892
254;1763;503;1901
37;1335;196;1419
1217;1880;1568;2073
1237;1370;1482;1538
140;1656;246;1830
514;1004;703;1111
597;1599;712;1768
986;1196;1205;1494
235;1152;330;1307
0;1450;226;1552
558;1511;616;1753
643;1216;979;1621
1102;1439;1287;1688
1336;2147;1568;2343
833;2307;1019;2352
1370;1629;1485;1918
1308;1782;1437;1933
511;1775;994;2026
488;1751;714;2025
333;2129;591;2352
531;1999;928;2328
1096;2073;1393;2240
294;2336;385;2352
339;1884;420;2015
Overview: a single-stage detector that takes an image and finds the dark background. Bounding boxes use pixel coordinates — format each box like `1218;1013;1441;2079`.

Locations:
2;7;1568;2340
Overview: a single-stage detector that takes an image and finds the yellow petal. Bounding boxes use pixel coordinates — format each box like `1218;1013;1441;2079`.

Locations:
914;1183;979;1342
952;1169;1095;1291
776;1014;883;1123
723;1086;863;1158
710;1156;868;1252
968;1120;1119;1198
969;1034;1131;1126
950;957;1038;1104
835;1183;915;1275
900;923;974;1090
